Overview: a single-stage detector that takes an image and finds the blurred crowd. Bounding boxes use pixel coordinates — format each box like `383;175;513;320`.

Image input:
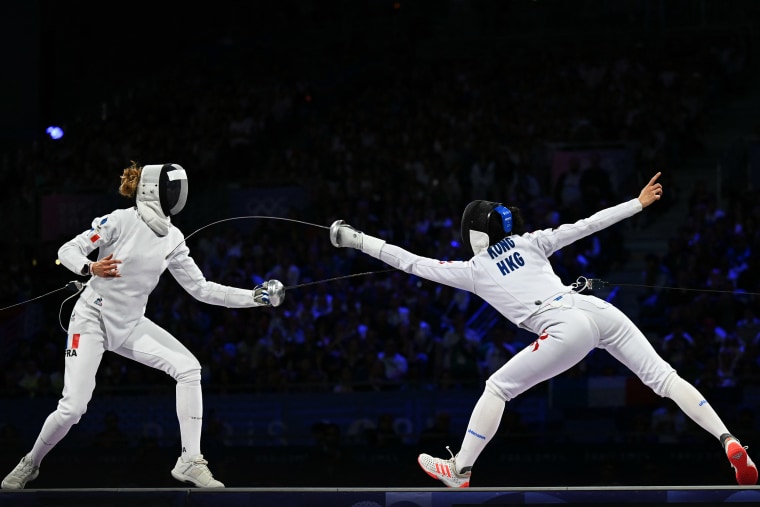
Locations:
1;9;759;436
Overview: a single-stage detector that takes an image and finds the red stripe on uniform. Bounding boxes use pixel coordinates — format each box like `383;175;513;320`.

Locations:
90;234;100;243
71;334;80;349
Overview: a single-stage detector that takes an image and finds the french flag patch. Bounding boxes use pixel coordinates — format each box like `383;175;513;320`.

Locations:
88;218;107;243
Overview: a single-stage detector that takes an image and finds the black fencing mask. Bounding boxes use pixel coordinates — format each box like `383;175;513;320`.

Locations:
460;200;513;255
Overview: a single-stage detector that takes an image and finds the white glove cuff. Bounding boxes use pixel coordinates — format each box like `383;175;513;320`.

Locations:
361;234;385;258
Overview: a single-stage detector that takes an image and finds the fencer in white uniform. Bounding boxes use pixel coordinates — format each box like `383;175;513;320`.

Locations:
2;163;285;489
330;172;757;487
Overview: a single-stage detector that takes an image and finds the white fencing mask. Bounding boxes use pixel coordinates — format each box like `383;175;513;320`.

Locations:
136;164;188;236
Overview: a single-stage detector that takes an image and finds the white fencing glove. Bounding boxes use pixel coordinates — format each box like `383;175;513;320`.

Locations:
253;279;285;307
330;220;385;257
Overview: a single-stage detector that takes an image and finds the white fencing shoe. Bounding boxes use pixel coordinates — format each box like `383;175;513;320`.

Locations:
170;454;224;488
1;454;39;489
417;447;471;488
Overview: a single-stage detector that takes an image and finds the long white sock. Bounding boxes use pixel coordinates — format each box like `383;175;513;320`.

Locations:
456;389;505;472
666;374;729;440
176;383;203;460
29;412;73;465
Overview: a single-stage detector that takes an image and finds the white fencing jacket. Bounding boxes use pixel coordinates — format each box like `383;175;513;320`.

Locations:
361;199;642;333
58;207;260;348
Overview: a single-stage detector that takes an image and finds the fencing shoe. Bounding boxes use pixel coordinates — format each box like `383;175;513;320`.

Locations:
417;446;471;488
1;454;39;489
722;435;758;485
171;454;224;488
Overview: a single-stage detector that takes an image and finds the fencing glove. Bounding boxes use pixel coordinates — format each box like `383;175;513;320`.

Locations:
330;220;385;257
253;279;285;307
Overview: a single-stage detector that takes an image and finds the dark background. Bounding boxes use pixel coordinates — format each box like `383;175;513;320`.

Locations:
2;0;760;489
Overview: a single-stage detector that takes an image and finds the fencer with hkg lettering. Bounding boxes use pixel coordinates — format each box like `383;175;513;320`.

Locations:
330;172;757;487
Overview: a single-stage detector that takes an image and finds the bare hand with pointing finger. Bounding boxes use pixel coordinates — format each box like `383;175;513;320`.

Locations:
638;171;664;208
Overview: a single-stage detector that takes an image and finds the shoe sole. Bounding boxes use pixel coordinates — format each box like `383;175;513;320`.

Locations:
417;456;469;488
727;445;758;485
171;470;202;487
171;470;224;488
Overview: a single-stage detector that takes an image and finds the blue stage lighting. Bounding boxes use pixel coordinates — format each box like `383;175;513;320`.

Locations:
46;126;64;140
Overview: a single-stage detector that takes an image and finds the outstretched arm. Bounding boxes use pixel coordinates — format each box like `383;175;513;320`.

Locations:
168;245;284;308
531;172;664;257
638;171;663;208
330;220;386;256
330;220;476;292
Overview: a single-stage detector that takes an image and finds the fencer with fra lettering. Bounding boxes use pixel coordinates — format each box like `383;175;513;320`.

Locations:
1;162;284;490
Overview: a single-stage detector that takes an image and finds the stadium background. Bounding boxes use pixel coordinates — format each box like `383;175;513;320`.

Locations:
1;0;760;488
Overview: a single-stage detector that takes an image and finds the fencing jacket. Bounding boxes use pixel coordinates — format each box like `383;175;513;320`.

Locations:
361;198;642;332
58;207;259;349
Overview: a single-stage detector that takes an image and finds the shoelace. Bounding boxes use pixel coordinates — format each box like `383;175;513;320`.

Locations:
11;461;35;477
188;458;214;477
443;446;470;477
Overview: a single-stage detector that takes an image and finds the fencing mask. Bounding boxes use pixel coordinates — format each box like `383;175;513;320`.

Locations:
136;164;188;236
461;200;513;255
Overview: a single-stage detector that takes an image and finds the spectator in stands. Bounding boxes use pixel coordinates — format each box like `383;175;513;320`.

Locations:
93;411;131;450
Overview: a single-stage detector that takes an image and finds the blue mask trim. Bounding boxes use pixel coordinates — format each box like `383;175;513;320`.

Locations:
493;205;512;234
